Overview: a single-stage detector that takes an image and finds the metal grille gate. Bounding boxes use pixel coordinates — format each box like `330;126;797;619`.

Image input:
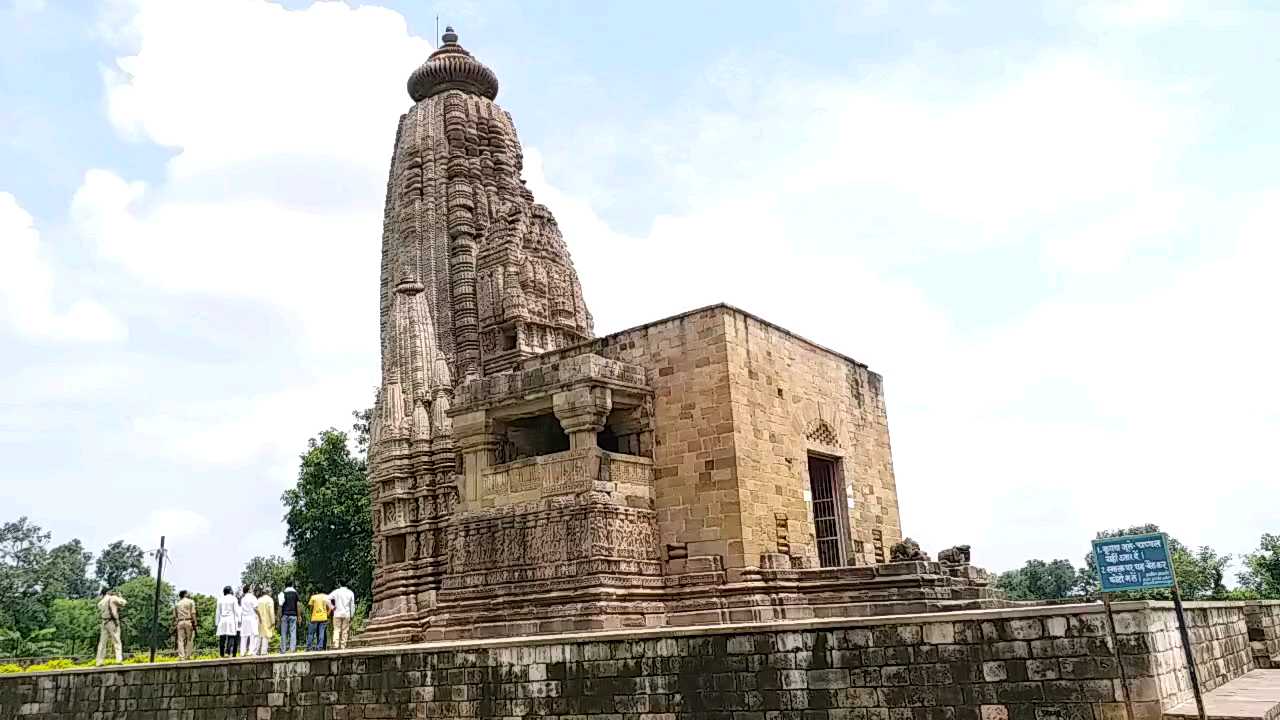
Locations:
808;455;843;567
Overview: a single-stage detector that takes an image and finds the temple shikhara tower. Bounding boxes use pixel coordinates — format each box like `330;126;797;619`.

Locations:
361;29;999;644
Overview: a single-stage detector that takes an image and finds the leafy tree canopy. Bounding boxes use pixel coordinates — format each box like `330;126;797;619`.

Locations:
282;428;373;600
94;540;149;591
116;575;175;653
48;598;98;657
995;559;1083;601
0;517;53;633
1239;533;1280;599
240;555;296;596
43;540;96;600
0;628;63;659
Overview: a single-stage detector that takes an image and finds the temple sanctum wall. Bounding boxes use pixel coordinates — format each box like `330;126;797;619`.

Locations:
502;303;903;575
5;601;1277;720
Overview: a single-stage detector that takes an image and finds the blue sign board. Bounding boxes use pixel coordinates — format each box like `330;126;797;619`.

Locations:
1092;532;1175;592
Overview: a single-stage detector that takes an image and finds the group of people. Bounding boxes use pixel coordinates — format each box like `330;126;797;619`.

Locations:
90;580;358;665
211;580;356;658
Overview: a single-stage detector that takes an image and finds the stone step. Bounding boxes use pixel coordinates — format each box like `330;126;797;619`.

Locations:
1165;670;1280;720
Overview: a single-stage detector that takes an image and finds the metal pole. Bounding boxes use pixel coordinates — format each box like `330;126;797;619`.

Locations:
148;536;166;663
1171;582;1207;720
1101;594;1136;720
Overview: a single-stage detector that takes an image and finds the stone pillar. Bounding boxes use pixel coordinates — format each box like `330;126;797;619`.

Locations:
451;409;498;508
553;386;612;450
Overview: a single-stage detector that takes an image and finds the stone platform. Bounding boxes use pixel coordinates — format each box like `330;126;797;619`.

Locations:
3;600;1274;720
1165;670;1280;720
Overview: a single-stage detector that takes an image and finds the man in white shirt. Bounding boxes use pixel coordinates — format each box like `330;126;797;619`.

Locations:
328;581;356;649
238;584;259;656
215;585;240;657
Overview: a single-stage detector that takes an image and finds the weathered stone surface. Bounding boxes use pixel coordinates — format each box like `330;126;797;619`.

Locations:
1;602;1262;720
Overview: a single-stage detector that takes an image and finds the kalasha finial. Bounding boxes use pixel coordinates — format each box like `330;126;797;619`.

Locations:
407;25;499;102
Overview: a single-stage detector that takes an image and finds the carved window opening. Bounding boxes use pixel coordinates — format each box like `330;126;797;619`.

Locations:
386;535;407;565
495;413;569;463
808;454;848;568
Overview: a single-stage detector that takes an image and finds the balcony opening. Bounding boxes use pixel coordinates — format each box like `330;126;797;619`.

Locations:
496;413;569;464
808;454;846;568
596;406;650;457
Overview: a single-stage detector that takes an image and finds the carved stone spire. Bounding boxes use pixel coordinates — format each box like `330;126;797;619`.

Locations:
364;28;594;643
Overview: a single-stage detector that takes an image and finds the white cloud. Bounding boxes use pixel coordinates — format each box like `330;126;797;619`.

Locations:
77;0;434;353
10;0;46;17
0;191;126;343
129;370;372;486
1077;0;1185;28
123;508;213;550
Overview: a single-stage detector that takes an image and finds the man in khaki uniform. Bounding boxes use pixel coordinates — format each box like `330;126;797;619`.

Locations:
173;590;197;659
95;588;127;665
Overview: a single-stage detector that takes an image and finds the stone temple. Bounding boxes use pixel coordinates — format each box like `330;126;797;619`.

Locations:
360;28;1000;645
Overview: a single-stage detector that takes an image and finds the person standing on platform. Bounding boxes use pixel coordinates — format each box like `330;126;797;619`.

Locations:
255;587;275;656
328;581;355;650
277;581;300;653
95;588;126;666
215;585;239;657
173;590;197;660
238;584;259;656
306;588;333;651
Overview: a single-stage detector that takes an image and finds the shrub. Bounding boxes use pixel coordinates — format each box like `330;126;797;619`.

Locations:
23;658;76;673
0;663;23;674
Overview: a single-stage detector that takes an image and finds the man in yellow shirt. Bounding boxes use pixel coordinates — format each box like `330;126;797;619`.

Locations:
254;587;276;656
306;590;333;651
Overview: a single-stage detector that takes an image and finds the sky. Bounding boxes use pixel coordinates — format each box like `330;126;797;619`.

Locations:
1;0;1277;594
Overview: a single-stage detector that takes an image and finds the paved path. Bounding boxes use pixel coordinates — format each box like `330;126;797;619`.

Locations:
1166;670;1280;720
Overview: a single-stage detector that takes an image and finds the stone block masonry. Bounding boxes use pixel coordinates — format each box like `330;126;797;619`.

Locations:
0;601;1259;720
1246;601;1280;669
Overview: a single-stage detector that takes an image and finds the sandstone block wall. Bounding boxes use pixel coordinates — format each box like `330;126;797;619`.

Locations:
1245;601;1280;668
513;304;901;573
1118;603;1254;711
514;306;745;568
721;309;901;568
1;601;1256;720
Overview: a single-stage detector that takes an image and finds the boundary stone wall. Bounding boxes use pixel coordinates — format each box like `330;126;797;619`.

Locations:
1245;601;1280;668
0;601;1258;720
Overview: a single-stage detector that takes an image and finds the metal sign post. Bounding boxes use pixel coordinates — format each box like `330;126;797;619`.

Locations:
1092;532;1206;720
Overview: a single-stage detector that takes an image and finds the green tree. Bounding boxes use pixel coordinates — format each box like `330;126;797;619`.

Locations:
0;628;63;658
1238;533;1280;599
116;575;174;652
48;598;99;657
94;541;149;590
996;559;1083;600
0;517;53;634
282;429;373;601
240;555;296;595
42;540;95;600
352;406;373;456
1082;524;1230;600
191;593;218;652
